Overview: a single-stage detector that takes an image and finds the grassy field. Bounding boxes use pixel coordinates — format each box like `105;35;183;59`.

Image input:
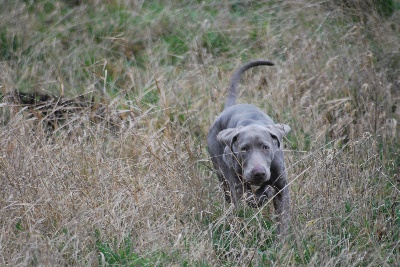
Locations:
1;0;399;266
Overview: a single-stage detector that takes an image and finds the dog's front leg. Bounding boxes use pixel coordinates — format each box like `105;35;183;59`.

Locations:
273;184;290;236
256;184;278;206
217;162;244;206
271;152;290;236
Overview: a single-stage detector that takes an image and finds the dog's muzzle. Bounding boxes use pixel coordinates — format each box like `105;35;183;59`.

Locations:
244;166;270;186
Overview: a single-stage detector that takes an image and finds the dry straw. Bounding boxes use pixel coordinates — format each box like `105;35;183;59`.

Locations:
0;0;399;266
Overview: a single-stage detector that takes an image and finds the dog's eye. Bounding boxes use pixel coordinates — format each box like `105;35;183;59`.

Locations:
262;145;270;150
241;146;249;152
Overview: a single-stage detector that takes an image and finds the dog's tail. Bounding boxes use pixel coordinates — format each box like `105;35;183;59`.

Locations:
225;60;275;108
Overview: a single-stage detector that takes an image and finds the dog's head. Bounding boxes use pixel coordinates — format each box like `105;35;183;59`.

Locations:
217;124;290;185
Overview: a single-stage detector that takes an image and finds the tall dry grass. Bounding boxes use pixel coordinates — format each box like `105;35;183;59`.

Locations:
0;0;399;266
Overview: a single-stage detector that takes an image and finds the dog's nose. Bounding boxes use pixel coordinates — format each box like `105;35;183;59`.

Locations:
251;167;266;178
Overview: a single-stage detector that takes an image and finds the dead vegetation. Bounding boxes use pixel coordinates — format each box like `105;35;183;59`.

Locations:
0;0;399;266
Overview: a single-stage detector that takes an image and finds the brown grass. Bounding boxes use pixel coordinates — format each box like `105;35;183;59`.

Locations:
0;0;399;266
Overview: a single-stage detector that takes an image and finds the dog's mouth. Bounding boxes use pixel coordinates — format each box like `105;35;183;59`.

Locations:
250;178;267;186
242;176;268;187
243;171;270;186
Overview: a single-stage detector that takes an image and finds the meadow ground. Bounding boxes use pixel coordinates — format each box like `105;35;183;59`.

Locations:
0;0;399;266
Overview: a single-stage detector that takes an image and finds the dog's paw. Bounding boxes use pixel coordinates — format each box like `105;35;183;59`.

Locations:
244;191;260;208
257;185;278;200
244;185;278;208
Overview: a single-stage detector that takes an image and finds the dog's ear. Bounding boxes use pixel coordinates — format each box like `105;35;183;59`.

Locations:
217;126;243;148
218;128;243;168
264;124;291;149
222;145;234;168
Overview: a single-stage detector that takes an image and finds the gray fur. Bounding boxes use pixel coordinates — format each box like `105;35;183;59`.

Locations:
207;60;290;235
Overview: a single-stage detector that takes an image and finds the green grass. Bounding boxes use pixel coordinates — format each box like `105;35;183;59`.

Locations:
95;231;154;266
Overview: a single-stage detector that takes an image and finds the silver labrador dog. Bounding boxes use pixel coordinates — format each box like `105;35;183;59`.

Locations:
207;60;291;235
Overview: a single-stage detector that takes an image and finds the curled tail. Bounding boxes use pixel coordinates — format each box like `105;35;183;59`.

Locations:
225;60;275;108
